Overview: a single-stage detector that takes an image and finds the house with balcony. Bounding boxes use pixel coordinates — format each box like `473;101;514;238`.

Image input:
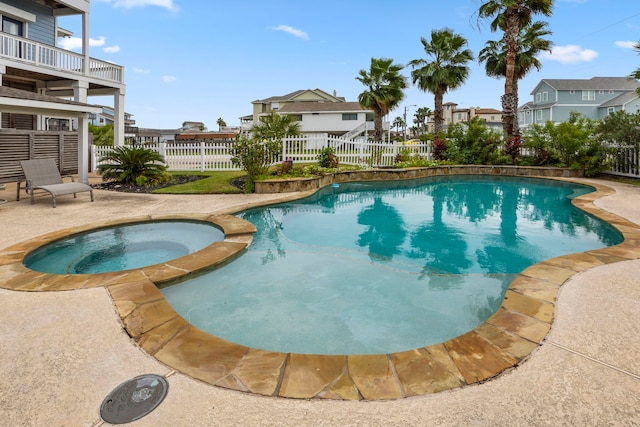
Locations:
441;102;502;130
0;0;125;185
518;77;640;128
241;88;388;140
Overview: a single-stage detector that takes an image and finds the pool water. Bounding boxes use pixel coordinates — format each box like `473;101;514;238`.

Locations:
24;220;224;274
161;176;622;355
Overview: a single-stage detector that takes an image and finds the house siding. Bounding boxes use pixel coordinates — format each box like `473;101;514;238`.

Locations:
1;0;55;45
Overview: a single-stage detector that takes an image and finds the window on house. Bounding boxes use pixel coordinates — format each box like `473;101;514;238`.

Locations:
609;90;615;94
271;102;279;110
569;90;575;94
290;114;302;121
598;90;605;94
535;93;541;103
2;16;24;36
542;91;548;102
342;113;358;120
607;107;615;115
582;90;595;101
536;110;543;121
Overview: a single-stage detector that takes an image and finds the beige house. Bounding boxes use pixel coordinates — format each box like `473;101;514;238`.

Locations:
441;102;502;130
242;88;388;139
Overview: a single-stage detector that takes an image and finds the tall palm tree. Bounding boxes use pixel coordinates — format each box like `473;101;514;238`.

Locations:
414;107;432;135
356;57;408;142
409;28;474;136
216;117;227;130
392;116;405;136
631;41;640;96
477;0;554;138
479;20;553;136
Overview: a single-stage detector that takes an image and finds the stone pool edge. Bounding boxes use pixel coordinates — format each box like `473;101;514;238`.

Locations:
0;179;638;401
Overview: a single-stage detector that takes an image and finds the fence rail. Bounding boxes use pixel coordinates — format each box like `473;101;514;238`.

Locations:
91;134;638;177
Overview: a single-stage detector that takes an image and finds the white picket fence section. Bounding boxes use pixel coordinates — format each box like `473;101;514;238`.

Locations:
91;135;639;177
91;134;433;172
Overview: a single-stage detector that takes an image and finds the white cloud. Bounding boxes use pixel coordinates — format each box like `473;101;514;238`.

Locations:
96;0;178;11
271;25;309;40
162;75;176;83
615;40;637;49
103;45;120;53
132;67;151;73
540;45;599;64
58;36;106;51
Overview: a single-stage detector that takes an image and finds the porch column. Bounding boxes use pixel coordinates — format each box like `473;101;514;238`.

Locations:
0;65;4;129
114;89;125;146
77;113;90;184
73;81;90;184
82;11;90;75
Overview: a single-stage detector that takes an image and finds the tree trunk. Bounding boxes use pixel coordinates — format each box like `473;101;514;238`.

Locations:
433;89;444;136
374;105;384;142
503;9;519;139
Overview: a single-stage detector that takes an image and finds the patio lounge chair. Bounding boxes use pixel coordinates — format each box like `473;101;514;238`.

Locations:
19;159;94;208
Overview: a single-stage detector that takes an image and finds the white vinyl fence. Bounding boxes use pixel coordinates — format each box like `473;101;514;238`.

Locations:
91;135;639;177
92;134;433;172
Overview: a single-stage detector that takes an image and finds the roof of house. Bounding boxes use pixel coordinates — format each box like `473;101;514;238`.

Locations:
253;88;345;104
532;77;640;94
600;91;640;108
277;102;366;113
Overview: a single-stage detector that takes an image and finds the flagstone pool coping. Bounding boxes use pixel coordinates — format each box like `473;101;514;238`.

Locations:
0;174;638;401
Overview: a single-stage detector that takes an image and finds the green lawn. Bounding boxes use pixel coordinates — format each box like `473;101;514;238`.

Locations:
153;171;246;194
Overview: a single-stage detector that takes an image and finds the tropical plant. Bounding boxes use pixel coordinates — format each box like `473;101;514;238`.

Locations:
356;57;408;142
479;20;553;137
216;117;227;129
409;28;474;136
414;107;432;135
97;146;169;186
89;124;114;146
230;136;281;192
392;116;405;135
251;112;301;141
477;0;554;138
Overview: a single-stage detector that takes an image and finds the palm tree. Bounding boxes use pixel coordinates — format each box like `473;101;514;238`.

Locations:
356;57;408;142
631;41;640;96
477;0;554;138
409;29;474;136
251;112;301;141
392;116;405;136
216;117;227;130
479;20;553;136
414;107;432;135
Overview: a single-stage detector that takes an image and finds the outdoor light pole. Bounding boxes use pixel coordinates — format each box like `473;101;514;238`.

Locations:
403;104;416;140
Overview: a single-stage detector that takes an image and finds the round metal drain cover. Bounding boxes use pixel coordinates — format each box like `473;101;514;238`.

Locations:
100;374;169;424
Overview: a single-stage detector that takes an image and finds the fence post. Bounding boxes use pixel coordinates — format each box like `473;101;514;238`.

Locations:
200;140;206;172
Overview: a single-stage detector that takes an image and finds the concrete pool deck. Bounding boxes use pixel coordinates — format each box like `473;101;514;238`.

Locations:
0;176;639;425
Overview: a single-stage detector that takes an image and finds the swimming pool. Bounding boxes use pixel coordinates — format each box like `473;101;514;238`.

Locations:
161;176;622;355
23;220;225;274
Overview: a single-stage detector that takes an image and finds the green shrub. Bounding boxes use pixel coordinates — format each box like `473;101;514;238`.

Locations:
231;136;281;192
444;117;503;164
317;147;339;168
98;146;169;185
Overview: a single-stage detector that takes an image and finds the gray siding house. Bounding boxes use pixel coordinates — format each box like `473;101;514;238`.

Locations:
518;77;640;128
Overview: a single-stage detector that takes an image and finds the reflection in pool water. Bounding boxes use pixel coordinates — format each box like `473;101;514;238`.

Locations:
162;176;622;355
24;221;224;274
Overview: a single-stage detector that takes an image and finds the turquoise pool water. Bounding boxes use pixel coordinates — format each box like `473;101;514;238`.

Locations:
24;220;224;274
162;176;622;355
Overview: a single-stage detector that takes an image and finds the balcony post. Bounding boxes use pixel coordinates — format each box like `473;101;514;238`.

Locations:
114;89;125;146
82;10;89;75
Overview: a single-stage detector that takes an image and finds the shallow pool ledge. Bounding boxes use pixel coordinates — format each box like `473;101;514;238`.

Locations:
1;180;640;401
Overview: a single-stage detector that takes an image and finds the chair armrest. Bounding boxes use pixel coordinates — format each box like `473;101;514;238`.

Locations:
61;174;76;182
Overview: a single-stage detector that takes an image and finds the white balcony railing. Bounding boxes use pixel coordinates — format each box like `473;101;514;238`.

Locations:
0;33;123;84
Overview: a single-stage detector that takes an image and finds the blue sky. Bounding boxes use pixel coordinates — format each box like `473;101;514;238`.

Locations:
58;0;640;130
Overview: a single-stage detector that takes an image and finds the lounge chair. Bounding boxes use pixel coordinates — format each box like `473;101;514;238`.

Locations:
19;159;94;208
